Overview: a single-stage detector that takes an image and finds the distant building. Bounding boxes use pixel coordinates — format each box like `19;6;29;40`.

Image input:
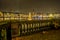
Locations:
0;11;3;21
0;11;60;21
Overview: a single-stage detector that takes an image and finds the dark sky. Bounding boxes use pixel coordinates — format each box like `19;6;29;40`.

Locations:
0;0;60;13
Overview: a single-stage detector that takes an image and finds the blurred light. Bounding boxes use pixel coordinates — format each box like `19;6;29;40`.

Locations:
49;14;53;17
28;12;32;20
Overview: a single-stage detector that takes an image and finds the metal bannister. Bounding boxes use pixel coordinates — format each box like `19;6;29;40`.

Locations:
0;20;58;40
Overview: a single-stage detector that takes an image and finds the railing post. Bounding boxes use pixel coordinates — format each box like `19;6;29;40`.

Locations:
19;24;22;36
27;23;28;33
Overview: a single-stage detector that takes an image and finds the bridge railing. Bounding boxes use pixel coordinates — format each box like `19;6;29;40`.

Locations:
0;20;55;40
10;20;54;37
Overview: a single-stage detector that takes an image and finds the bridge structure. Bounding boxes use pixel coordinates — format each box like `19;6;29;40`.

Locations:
0;20;60;40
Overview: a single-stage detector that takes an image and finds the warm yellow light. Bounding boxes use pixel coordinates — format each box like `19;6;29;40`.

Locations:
48;14;54;20
0;11;3;16
11;13;14;17
28;18;32;20
49;14;53;17
28;12;32;20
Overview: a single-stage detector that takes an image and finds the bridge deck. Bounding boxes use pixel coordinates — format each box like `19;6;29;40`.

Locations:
12;29;60;40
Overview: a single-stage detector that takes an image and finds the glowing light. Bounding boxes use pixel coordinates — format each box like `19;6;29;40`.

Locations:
28;12;32;20
48;14;54;20
0;11;3;16
49;14;53;17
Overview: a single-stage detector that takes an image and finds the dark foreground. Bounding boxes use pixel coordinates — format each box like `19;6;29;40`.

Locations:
12;29;60;40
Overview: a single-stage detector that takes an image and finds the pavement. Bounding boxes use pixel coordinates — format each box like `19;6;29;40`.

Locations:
12;29;60;40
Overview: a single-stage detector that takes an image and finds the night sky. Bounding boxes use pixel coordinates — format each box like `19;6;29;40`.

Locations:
0;0;60;13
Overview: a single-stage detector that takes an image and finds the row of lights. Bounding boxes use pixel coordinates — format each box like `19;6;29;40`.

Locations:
0;11;59;21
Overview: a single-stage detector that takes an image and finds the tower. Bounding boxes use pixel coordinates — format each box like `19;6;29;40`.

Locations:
28;12;32;20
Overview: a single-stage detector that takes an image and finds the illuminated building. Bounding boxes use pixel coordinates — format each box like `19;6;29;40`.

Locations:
0;11;3;21
28;12;32;20
0;11;60;21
